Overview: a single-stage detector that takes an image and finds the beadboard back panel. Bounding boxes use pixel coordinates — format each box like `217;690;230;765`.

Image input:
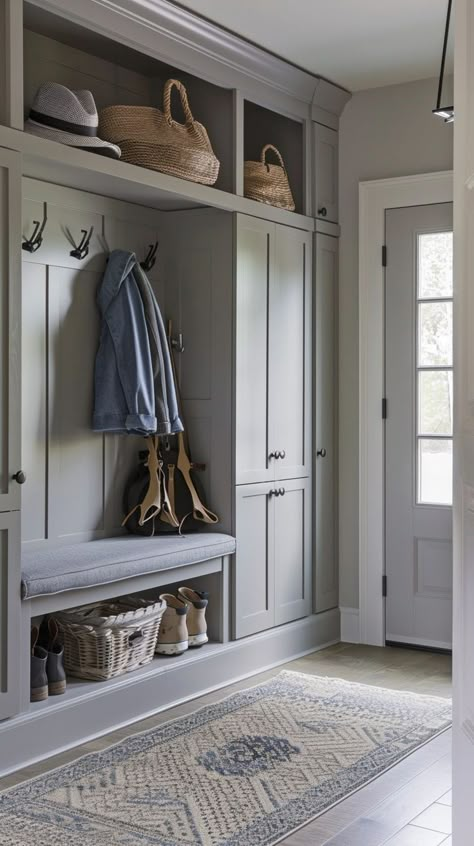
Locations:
21;180;164;548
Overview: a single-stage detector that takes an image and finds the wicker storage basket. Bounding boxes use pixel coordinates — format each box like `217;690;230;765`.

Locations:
244;144;295;211
55;596;166;681
99;79;220;186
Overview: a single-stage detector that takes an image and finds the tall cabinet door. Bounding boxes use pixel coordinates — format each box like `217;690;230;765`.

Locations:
0;148;22;721
0;148;21;513
314;234;338;612
0;511;21;720
313;123;338;224
271;225;312;482
234;482;275;638
274;477;311;625
235;216;275;485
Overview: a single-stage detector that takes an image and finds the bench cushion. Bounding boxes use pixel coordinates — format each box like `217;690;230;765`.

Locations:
21;533;236;599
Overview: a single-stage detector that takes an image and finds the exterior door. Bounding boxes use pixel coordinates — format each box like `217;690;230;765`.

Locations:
385;202;453;649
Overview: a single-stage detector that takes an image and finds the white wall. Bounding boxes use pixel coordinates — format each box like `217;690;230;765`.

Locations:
338;75;453;609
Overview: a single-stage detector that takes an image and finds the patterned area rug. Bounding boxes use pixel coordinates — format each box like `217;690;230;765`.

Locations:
0;671;451;846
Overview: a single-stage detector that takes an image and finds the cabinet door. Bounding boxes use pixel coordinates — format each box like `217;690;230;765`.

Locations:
274;477;311;626
0;510;20;720
314;234;338;612
270;225;312;482
313;123;338;224
234;482;275;638
0;148;21;512
235;216;274;485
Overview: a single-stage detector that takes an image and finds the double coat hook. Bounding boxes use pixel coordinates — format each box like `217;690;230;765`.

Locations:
70;226;94;260
22;203;47;253
140;241;159;272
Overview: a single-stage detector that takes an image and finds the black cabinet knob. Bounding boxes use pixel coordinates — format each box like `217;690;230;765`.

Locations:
318;207;328;217
13;470;26;484
279;449;286;459
278;487;286;496
317;448;327;458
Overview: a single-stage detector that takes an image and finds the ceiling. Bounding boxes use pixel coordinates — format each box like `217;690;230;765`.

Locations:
174;0;453;92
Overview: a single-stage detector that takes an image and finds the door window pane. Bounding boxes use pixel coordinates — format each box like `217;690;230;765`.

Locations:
418;301;453;366
418;439;453;505
418;232;453;298
418;370;453;436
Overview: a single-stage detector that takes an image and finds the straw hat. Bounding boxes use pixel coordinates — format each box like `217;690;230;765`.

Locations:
25;82;121;158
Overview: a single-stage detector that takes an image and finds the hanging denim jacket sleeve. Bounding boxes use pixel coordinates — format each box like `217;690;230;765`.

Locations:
134;264;183;435
92;250;157;435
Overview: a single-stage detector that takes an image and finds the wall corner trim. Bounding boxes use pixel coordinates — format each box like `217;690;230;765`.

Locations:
340;607;360;643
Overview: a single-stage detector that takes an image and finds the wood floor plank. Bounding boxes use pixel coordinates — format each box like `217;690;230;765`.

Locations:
383;825;447;845
410;803;452;835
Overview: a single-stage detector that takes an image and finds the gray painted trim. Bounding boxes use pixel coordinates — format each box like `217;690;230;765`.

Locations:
0;609;340;776
0;127;316;232
28;0;350;119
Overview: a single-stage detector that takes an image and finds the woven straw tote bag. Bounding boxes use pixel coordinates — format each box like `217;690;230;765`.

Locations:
99;79;220;185
244;144;295;211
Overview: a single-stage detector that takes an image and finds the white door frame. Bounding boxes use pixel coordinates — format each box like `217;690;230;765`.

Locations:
358;171;453;646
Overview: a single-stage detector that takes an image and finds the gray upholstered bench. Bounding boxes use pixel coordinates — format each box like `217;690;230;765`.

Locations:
21;534;236;638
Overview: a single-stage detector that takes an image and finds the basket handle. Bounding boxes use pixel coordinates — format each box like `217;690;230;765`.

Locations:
129;629;144;645
164;79;195;127
261;144;286;172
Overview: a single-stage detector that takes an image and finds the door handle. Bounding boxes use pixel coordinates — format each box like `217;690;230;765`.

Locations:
12;470;26;484
278;487;285;496
317;448;327;458
269;489;281;497
318;207;328;217
269;450;286;460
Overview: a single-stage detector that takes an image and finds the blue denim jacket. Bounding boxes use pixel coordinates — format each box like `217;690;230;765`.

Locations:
93;250;183;436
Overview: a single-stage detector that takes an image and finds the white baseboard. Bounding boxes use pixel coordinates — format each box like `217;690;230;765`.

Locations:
340;606;360;643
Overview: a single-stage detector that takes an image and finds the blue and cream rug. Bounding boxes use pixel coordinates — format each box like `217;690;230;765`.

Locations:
0;671;451;846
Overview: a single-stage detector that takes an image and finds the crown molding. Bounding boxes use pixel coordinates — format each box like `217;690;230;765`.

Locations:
30;0;351;123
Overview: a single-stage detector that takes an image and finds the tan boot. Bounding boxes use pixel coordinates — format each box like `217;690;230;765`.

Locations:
178;587;209;648
156;594;188;655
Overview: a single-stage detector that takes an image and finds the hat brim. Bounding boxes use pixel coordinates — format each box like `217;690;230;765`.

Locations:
24;119;121;159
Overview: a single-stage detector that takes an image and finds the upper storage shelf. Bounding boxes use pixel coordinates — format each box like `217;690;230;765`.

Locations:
244;101;304;214
22;3;235;194
0;0;349;229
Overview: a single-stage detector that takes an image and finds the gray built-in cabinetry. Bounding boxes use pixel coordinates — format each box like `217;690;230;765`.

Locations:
0;0;348;762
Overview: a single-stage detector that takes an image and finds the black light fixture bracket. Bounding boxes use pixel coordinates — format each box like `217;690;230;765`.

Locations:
433;0;453;123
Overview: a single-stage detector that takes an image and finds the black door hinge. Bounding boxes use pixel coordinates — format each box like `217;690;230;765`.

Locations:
382;245;387;267
382;575;387;597
382;398;387;419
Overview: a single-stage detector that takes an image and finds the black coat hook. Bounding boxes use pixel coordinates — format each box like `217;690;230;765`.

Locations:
70;226;94;260
22;204;47;253
140;241;159;272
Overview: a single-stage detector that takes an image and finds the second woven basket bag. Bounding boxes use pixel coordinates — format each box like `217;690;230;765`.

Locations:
100;79;220;186
244;144;295;211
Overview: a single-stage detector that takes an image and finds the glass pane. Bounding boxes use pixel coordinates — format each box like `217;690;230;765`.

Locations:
418;370;453;435
418;231;453;298
418;301;453;366
418;438;453;505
